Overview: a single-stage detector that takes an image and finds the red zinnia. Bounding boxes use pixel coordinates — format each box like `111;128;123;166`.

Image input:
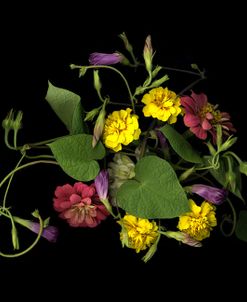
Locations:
181;91;235;141
53;182;109;227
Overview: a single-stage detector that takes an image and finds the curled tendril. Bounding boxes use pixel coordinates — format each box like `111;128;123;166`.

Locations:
0;211;44;258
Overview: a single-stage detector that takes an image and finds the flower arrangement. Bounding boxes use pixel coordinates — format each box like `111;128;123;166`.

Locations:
1;32;247;261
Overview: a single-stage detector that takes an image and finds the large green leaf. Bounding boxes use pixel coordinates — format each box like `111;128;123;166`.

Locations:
116;156;189;219
48;134;105;181
235;211;247;242
160;124;202;163
45;81;86;134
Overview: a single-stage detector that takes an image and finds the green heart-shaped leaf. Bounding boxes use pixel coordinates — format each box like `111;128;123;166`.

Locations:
45;81;86;134
48;134;105;181
116;156;189;219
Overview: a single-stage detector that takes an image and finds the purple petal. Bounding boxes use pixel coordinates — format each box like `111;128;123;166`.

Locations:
191;184;228;205
89;52;123;65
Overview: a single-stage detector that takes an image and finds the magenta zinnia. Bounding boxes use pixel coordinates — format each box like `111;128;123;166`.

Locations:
181;91;235;141
53;182;109;227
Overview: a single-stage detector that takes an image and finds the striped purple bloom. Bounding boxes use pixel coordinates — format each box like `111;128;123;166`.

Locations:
89;52;124;65
191;184;228;205
94;170;109;200
13;216;59;243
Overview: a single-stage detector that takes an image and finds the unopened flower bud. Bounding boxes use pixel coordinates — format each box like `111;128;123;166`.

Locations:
143;35;154;74
190;184;227;205
119;32;133;52
92;105;106;147
93;70;102;93
89;52;124;66
165;231;202;247
11;224;19;250
84;107;101;122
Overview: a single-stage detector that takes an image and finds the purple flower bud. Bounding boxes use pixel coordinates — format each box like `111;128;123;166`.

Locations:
89;52;124;65
191;184;228;205
95;170;109;200
156;130;168;149
13;216;59;243
30;223;59;243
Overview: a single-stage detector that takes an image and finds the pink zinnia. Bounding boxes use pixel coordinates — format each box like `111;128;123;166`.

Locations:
53;182;109;228
181;91;235;141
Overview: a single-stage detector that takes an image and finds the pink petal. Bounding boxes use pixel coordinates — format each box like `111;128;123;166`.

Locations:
184;114;200;127
180;96;197;114
221;112;231;119
201;119;212;130
191;126;207;140
54;184;74;198
191;91;208;108
205;112;214;120
70;193;82;204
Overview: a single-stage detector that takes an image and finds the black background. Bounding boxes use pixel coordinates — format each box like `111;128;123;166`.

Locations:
1;2;247;296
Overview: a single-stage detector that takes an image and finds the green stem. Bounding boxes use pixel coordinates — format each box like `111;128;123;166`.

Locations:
178;77;206;96
27;136;67;147
0;160;59;190
108;101;130;107
0;212;44;258
139;120;156;159
4;130;16;150
2;153;26;208
14;130;18;149
224;151;242;164
24;154;55;160
129;50;139;66
161;66;203;76
72;64;135;112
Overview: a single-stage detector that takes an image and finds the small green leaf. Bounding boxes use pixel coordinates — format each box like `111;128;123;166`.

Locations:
116;156;189;219
45;81;86;134
205;155;244;201
239;161;247;176
48;134;105;181
160;124;202;163
236;211;247;242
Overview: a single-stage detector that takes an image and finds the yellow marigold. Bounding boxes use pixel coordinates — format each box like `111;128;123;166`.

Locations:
103;108;141;152
142;87;181;123
177;199;217;241
118;214;158;253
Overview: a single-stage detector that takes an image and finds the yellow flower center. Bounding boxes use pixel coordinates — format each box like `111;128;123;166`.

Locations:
200;103;222;123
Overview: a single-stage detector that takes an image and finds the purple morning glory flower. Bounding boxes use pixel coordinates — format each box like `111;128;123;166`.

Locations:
89;52;124;65
191;184;228;205
13;216;59;242
95;170;109;200
30;223;59;243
